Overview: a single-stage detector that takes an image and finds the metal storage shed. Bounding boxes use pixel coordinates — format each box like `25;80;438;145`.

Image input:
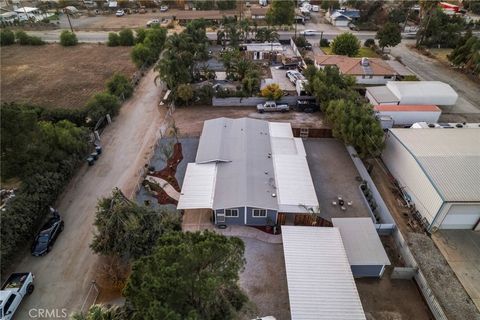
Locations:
382;128;480;231
282;226;366;320
332;218;391;277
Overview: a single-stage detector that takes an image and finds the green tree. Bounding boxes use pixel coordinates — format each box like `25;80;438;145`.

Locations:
376;22;401;52
135;28;147;44
175;84;194;106
266;0;295;26
118;29;135;46
254;28;279;43
331;33;360;57
106;73;133;100
0;29;15;46
123;231;247;320
131;43;152;68
91;188;181;261
242;69;261;96
15;31;44;45
261;83;283;101
1;105;40;179
306;65;357;107
448;33;480;75
108;32;120;46
321;0;340;11
60;30;78;46
86;92;120;123
325;99;384;158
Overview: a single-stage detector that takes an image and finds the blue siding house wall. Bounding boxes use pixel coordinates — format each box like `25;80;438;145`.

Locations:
215;207;277;226
351;265;385;278
245;208;277;226
215;208;245;225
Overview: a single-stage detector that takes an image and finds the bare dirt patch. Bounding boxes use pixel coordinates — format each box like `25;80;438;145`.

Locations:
173;105;327;137
1;44;136;109
356;236;433;320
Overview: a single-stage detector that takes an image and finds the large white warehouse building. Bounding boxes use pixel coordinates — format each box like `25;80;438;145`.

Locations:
382;128;480;231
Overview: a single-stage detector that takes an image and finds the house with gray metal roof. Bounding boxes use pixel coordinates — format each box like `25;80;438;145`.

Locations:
177;118;319;226
382;128;480;231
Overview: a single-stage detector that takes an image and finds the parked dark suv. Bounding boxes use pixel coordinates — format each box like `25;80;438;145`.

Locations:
31;215;64;256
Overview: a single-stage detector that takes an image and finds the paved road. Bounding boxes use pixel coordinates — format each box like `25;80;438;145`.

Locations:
15;69;166;318
391;41;480;115
26;29;377;43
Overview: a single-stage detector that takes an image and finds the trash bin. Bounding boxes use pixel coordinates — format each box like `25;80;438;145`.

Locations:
90;152;99;160
95;145;102;155
87;156;95;166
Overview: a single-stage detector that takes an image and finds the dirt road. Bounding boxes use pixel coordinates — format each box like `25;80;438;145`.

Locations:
391;41;480;118
14;69;166;318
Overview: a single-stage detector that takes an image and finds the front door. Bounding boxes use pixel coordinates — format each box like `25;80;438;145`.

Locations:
217;212;225;223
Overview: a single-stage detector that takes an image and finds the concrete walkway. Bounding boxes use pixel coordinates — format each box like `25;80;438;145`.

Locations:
217;226;283;244
145;175;180;201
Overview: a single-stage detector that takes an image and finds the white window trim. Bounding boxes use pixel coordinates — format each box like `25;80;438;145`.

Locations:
252;209;267;218
225;208;239;217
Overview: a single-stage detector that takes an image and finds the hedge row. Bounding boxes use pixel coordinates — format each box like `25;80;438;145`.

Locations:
0;29;45;46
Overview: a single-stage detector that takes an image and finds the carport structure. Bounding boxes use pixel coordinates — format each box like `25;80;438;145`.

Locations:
281;226;366;320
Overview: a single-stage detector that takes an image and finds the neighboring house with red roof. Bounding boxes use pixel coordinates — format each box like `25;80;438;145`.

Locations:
315;55;398;85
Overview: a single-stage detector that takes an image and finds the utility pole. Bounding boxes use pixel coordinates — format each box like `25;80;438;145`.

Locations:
64;9;74;33
294;0;298;39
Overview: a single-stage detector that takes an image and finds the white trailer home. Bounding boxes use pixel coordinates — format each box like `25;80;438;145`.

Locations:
373;105;441;126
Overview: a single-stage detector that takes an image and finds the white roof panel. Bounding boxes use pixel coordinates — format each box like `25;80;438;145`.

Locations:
269;122;294;138
177;163;216;209
332;218;391;266
390;128;480;202
282;226;366;320
273;155;319;212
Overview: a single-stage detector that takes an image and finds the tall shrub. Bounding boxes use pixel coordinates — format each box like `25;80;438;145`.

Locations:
118;29;135;46
0;29;15;46
60;30;78;46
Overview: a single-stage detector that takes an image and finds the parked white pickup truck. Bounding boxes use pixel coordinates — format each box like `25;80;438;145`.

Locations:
257;101;289;113
1;273;34;320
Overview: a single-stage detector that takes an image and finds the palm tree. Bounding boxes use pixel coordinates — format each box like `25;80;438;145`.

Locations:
416;0;440;46
239;19;251;42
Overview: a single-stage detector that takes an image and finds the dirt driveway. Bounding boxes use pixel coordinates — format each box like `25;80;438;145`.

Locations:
14;69;166;318
173;105;327;137
391;41;480;122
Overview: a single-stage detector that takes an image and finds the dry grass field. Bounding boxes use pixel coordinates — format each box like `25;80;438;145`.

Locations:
1;44;136;109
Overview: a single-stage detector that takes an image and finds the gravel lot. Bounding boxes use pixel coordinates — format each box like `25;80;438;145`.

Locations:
304;138;371;221
136;137;199;211
408;233;480;320
0;44;136;109
238;238;290;320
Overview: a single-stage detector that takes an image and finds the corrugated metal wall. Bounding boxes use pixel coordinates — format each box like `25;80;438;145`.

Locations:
382;132;444;225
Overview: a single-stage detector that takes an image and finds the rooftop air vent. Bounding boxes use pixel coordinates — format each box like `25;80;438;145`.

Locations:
271;193;277;197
